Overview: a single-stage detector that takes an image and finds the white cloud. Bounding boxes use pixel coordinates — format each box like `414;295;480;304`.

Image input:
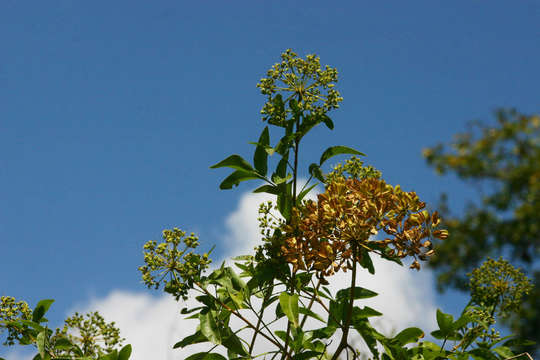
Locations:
74;291;211;360
68;189;439;359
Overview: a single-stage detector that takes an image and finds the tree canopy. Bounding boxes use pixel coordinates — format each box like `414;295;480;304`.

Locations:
424;109;540;354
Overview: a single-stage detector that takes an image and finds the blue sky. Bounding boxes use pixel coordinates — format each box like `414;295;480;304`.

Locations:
1;1;539;358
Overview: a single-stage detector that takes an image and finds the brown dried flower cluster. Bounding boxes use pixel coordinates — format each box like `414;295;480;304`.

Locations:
280;177;448;275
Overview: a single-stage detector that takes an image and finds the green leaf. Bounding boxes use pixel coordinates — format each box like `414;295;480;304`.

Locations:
311;326;337;340
222;331;248;356
213;267;246;293
451;314;471;331
219;170;263;189
289;98;300;115
98;351;118;360
297;115;317;138
308;163;325;182
227;290;245;309
274;330;288;342
328;300;346;327
275;135;294;155
298;307;325;323
199;311;221;345
429;329;446;340
393;327;424;346
351;306;383;320
20;319;46;331
321;115;334;130
276;182;292;219
181;306;204;315
32;299;54;323
295;272;312;289
273;93;284;113
196;295;218;310
272;173;292;185
229;269;247;293
231;254;253;261
503;338;536;348
319;286;334;299
118;344;132;360
336;286;378;302
174;331;208;348
275;154;289;178
319;145;365;166
254;126;270;176
279;292;299;328
435;309;454;333
184;354;227;360
253;184;279;194
467;348;498;360
353;319;381;358
275;302;285;319
71;344;84;357
492;346;513;358
292;351;323;360
360;250;375;274
210;154;255;172
53;337;73;350
36;330;47;358
297;183;317;204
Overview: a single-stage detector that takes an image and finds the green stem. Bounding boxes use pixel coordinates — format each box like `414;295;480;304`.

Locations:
280;98;303;360
330;244;358;360
292;133;299;204
299;278;322;328
503;353;534;360
440;337;449;353
281;274;296;360
297;174;313;200
281;321;292;360
195;282;284;350
291;95;302;206
249;286;274;355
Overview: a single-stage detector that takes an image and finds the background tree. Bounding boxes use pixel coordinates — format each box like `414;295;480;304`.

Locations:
424;109;540;354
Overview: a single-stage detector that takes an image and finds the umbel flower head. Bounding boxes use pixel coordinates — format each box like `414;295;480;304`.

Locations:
468;257;533;317
139;228;212;300
257;49;343;125
280;176;447;276
0;296;32;345
56;311;124;357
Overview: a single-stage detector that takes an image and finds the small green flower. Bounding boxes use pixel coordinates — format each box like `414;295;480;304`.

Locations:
326;156;382;183
56;311;124;357
256;49;343;125
468;257;533;317
0;296;32;345
138;228;213;300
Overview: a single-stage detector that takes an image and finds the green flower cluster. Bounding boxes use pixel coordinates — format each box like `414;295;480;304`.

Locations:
0;296;32;345
138;228;212;300
460;305;500;345
257;49;343;124
56;311;124;357
469;257;533;317
325;156;382;183
257;201;282;238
